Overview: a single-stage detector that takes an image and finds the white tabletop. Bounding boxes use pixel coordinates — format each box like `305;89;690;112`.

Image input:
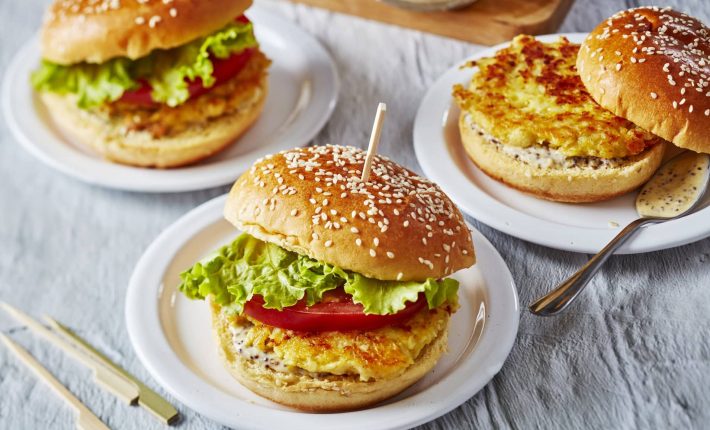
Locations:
1;1;709;429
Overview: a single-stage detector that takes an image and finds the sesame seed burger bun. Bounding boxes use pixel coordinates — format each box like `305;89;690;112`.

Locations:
577;7;710;153
210;300;450;412
224;145;475;282
42;0;254;64
39;74;267;168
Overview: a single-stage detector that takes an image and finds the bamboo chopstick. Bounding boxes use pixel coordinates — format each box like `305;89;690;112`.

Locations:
0;302;139;405
46;317;180;425
0;334;110;430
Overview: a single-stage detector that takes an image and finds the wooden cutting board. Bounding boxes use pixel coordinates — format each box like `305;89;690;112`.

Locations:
287;0;574;45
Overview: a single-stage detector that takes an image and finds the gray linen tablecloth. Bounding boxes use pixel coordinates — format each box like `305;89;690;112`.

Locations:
1;0;709;428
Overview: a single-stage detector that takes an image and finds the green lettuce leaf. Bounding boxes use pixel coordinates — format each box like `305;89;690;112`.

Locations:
178;233;459;316
31;58;137;109
31;21;257;109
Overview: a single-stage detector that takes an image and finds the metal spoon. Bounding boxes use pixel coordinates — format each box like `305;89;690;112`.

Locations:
529;151;710;316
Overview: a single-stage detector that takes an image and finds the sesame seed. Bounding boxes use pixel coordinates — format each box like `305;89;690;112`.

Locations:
403;220;410;227
291;209;298;216
387;252;395;259
169;7;177;17
615;63;622;71
135;16;145;25
397;272;403;280
324;240;333;247
369;249;376;257
148;15;161;28
356;238;362;246
312;233;319;240
373;238;380;246
650;92;658;99
351;227;359;233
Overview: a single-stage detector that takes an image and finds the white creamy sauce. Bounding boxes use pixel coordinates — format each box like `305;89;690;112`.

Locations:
229;324;292;373
465;116;626;170
636;152;709;218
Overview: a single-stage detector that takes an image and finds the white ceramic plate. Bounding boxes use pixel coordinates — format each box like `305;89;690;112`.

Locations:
126;194;519;430
2;6;338;192
414;33;710;254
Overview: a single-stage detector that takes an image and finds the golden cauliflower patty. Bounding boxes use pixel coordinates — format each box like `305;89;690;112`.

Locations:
214;302;453;382
453;35;662;159
96;49;271;139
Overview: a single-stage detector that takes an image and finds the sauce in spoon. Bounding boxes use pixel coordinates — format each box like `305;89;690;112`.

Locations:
636;151;710;218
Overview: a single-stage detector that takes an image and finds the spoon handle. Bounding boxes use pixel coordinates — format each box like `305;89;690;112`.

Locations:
529;217;660;316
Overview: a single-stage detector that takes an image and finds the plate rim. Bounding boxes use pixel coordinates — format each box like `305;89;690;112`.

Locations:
1;5;339;193
125;194;519;430
413;32;710;254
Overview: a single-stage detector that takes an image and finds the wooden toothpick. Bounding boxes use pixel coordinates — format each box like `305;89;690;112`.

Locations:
360;102;387;182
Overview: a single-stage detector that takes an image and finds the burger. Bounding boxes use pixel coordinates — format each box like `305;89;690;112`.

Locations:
453;34;666;203
178;145;475;411
453;7;709;203
31;0;270;168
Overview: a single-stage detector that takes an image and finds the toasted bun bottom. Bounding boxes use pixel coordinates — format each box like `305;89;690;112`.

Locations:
459;115;665;203
211;304;449;412
39;77;267;168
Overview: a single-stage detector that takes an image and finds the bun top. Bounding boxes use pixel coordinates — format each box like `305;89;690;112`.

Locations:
225;145;475;282
577;7;710;153
41;0;253;64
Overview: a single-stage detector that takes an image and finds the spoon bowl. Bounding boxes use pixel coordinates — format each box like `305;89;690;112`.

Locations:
636;151;710;219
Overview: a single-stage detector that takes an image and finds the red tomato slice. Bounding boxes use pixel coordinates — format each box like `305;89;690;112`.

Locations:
119;16;253;106
244;289;428;332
